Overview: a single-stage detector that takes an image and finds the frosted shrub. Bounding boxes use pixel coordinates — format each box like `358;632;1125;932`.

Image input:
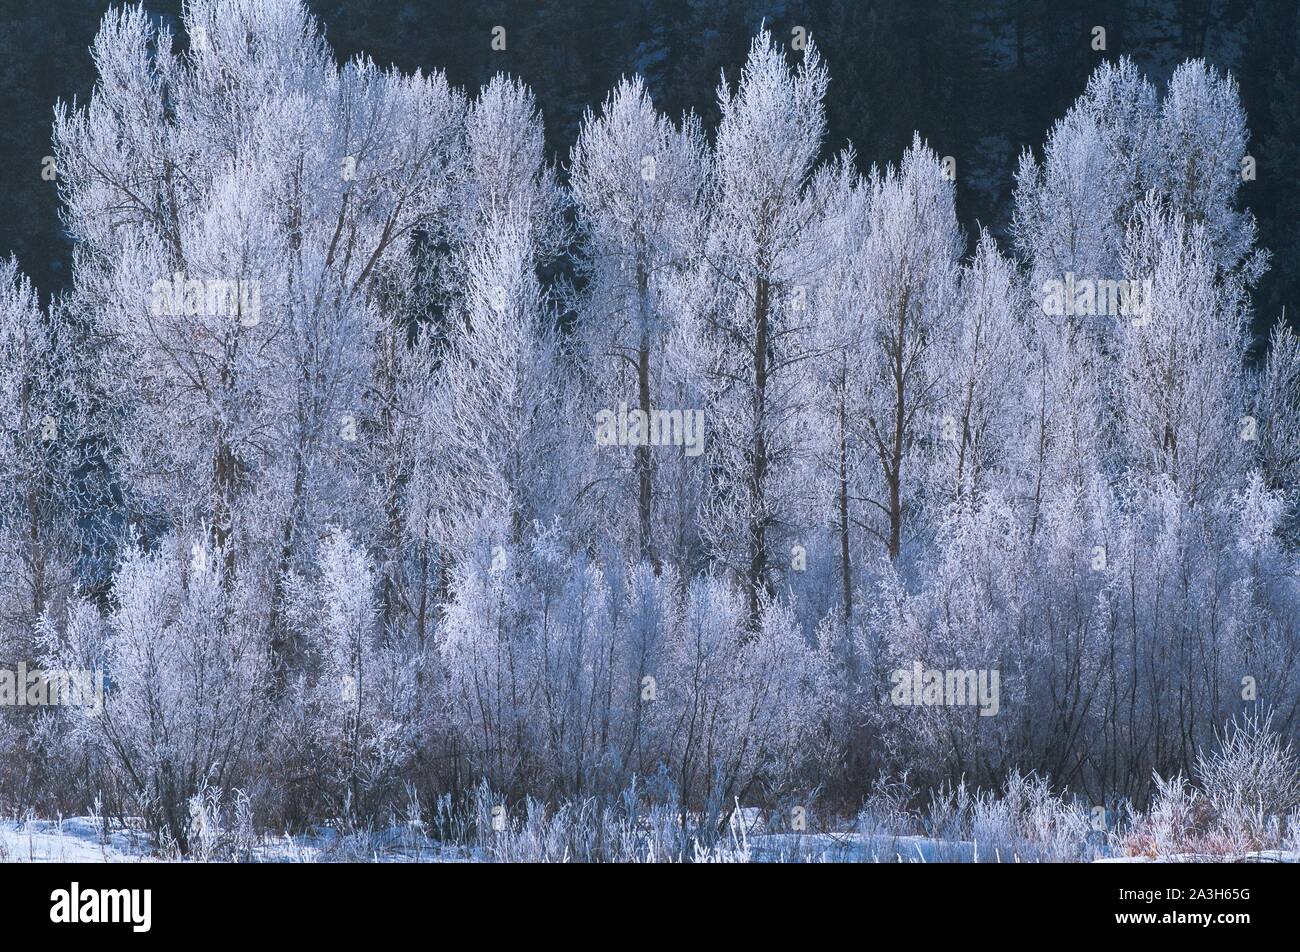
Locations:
280;530;426;825
1127;717;1300;859
654;579;832;819
968;773;1094;862
1128;773;1207;858
46;537;267;854
1193;714;1300;847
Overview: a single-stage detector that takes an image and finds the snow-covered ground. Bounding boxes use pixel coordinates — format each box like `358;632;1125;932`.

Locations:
1094;850;1300;864
0;818;151;863
0;818;482;863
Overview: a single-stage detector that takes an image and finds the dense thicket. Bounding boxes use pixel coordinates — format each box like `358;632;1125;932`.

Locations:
0;0;1297;851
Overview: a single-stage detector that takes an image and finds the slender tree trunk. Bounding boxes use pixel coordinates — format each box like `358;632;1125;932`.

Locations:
887;298;907;560
266;448;306;695
955;369;977;498
837;367;852;624
748;276;771;627
636;327;653;565
212;438;237;576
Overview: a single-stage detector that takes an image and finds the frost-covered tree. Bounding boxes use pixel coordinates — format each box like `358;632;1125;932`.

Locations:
53;0;462;685
570;77;708;564
697;30;831;623
1156;60;1264;280
0;260;90;804
417;76;572;570
450;74;566;262
1115;196;1252;500
1012;57;1265;517
649;577;833;817
1253;321;1300;541
283;529;424;821
0;261;88;632
48;538;267;852
926;231;1031;506
803;156;871;628
853;137;962;560
1013;58;1158;287
421;207;569;567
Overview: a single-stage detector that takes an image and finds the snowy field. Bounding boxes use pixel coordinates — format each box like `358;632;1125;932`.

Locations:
0;819;150;863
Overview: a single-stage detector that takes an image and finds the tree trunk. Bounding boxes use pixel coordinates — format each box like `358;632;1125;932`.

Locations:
212;438;238;577
636;327;653;565
888;298;907;560
747;276;771;627
837;367;852;624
